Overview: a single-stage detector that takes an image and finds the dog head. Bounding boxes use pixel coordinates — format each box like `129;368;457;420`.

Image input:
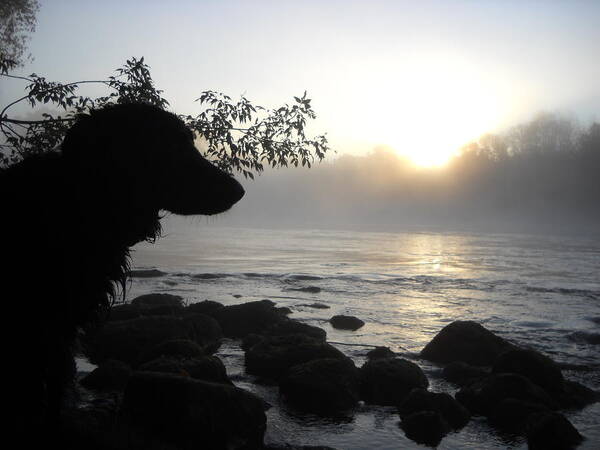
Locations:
61;103;244;215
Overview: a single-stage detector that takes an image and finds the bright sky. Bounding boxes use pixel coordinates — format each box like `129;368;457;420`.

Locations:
3;0;600;166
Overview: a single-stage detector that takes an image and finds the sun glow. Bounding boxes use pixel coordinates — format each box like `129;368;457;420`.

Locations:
373;55;504;168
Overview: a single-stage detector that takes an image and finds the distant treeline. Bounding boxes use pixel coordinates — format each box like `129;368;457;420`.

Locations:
193;113;600;234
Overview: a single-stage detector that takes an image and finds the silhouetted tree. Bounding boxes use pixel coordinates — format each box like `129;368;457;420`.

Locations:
0;57;330;175
0;0;40;72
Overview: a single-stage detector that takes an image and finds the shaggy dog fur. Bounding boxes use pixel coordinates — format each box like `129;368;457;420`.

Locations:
1;103;244;442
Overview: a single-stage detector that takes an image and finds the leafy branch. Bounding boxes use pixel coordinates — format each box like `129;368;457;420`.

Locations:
0;56;330;174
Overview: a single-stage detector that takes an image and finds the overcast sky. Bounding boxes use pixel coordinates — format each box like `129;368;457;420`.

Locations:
2;0;600;164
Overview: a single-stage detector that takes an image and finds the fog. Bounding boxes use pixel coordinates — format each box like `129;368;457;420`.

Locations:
177;113;600;236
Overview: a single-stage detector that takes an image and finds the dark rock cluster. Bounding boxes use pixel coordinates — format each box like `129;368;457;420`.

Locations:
71;299;596;450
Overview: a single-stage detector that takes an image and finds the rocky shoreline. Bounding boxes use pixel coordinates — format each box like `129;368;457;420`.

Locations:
63;294;599;449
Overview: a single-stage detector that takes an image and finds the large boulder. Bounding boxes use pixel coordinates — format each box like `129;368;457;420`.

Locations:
83;314;222;365
106;303;141;322
185;300;224;315
184;313;223;353
456;373;557;416
130;293;184;313
245;334;347;380
360;358;429;406
138;355;232;385
79;359;132;391
492;348;564;394
526;412;583;450
398;388;470;429
441;361;488;386
400;411;448;448
488;398;549;433
280;358;360;413
420;321;515;366
138;339;205;366
266;319;327;342
118;372;266;450
366;346;395;361
210;300;284;338
329;315;365;331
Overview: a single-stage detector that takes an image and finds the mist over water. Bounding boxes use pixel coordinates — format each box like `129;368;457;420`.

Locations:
208;114;600;235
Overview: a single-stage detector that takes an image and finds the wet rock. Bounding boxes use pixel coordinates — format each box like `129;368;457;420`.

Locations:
366;346;395;360
526;412;583;450
245;334;347;380
420;321;515;366
83;316;198;364
291;286;322;293
277;306;293;316
456;373;557;416
79;359;132;391
329;315;365;331
119;372;266;450
297;303;331;309
492;348;564;394
130;293;183;310
59;397;120;450
106;303;140;321
265;446;338;450
241;333;264;351
488;398;549;433
556;380;599;409
280;358;360;413
210;300;284;338
184;313;223;353
138;355;232;385
360;358;429;406
129;269;166;278
400;410;449;447
442;361;489;386
569;330;600;345
184;300;224;315
137;339;204;366
398;388;470;429
267;319;327;342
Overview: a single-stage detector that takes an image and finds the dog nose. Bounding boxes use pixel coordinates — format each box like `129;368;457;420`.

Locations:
230;178;245;204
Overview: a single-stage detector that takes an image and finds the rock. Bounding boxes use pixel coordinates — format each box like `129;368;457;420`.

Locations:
569;330;600;345
138;355;232;385
330;315;365;331
280;358;360;413
492;348;564;394
245;334;347;380
129;269;166;278
366;346;395;360
277;306;293;316
59;397;120;449
291;286;322;293
130;293;183;310
106;303;140;321
83;316;201;364
526;412;583;450
267;319;327;342
488;398;549;433
119;372;266;449
137;339;204;366
360;358;429;406
420;321;515;366
442;361;488;386
210;300;284;338
79;359;132;391
297;303;330;309
398;388;470;429
456;373;557;416
184;313;223;353
400;410;449;447
556;380;599;409
265;446;338;450
184;300;224;315
241;333;264;351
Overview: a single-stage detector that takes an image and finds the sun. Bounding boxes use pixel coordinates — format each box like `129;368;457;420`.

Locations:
375;56;503;168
